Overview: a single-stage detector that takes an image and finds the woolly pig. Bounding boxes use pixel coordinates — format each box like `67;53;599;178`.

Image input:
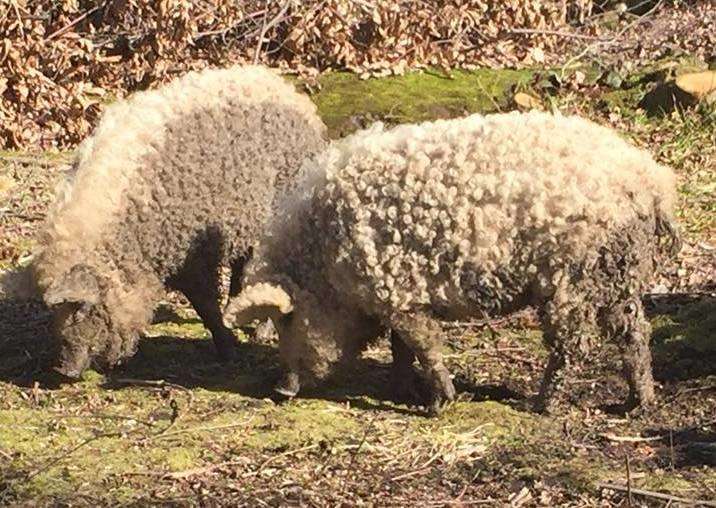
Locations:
225;111;681;414
22;65;326;377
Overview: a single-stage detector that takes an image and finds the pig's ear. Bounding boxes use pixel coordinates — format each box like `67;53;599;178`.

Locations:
224;282;293;327
44;265;100;307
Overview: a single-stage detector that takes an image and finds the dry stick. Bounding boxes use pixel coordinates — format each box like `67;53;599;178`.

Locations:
508;28;606;41
10;0;24;38
559;0;664;80
112;377;194;404
625;452;633;508
126;459;244;480
602;417;716;444
194;8;268;41
598;483;716;507
0;154;61;166
475;77;503;113
442;317;512;329
390;466;431;482
145;419;254;442
601;433;664;443
253;0;292;64
341;415;377;488
25;430;129;481
669;430;675;471
45;5;103;41
250;443;320;476
50;412;155;427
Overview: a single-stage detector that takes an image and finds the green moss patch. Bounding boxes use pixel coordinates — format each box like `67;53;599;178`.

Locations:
312;69;534;138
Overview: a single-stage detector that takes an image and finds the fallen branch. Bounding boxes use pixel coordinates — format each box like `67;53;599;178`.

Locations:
194;9;268;41
508;28;606;41
126;460;244;480
112;377;194;404
50;412;155;427
442;317;512;329
249;443;320;476
45;4;104;41
598;482;716;507
144;418;255;442
25;430;127;481
601;433;664;443
390;466;430;482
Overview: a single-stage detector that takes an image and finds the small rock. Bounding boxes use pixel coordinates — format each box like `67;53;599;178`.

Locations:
513;92;543;111
0;175;15;199
603;70;624;89
675;71;716;102
649;283;669;294
528;47;545;64
573;70;586;86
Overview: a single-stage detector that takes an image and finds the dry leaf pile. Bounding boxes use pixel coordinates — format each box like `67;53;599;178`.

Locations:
1;0;597;150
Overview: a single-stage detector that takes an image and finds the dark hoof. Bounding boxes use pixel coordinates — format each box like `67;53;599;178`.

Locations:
274;372;300;399
426;368;456;416
532;398;549;415
51;365;83;382
626;388;656;411
212;332;237;362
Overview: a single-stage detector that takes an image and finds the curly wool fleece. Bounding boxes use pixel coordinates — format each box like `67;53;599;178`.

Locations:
226;110;680;413
31;65;326;377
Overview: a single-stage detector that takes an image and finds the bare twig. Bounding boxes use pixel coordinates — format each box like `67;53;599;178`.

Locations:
111;377;194;404
253;0;292;64
25;430;128;481
126;460;244;480
443;317;512;330
10;0;25;38
250;443;320;476
601;433;664;443
390;466;431;482
625;453;633;508
50;412;155;427
559;0;664;79
669;430;675;471
508;28;606;41
341;415;377;487
474;77;503;113
45;5;104;41
194;9;268;41
144;418;254;442
598;483;716;507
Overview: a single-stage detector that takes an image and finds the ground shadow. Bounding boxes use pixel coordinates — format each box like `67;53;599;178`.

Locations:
641;422;716;468
0;299;59;387
102;334;282;400
647;296;716;382
2;294;714;416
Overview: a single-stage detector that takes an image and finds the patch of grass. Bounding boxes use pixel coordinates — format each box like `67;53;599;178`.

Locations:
242;400;360;450
652;299;716;353
312;68;535;138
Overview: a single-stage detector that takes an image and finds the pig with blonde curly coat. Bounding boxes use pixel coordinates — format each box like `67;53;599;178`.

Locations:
226;111;680;414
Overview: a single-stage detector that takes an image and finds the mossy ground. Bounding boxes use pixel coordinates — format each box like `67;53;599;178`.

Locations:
0;59;714;505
